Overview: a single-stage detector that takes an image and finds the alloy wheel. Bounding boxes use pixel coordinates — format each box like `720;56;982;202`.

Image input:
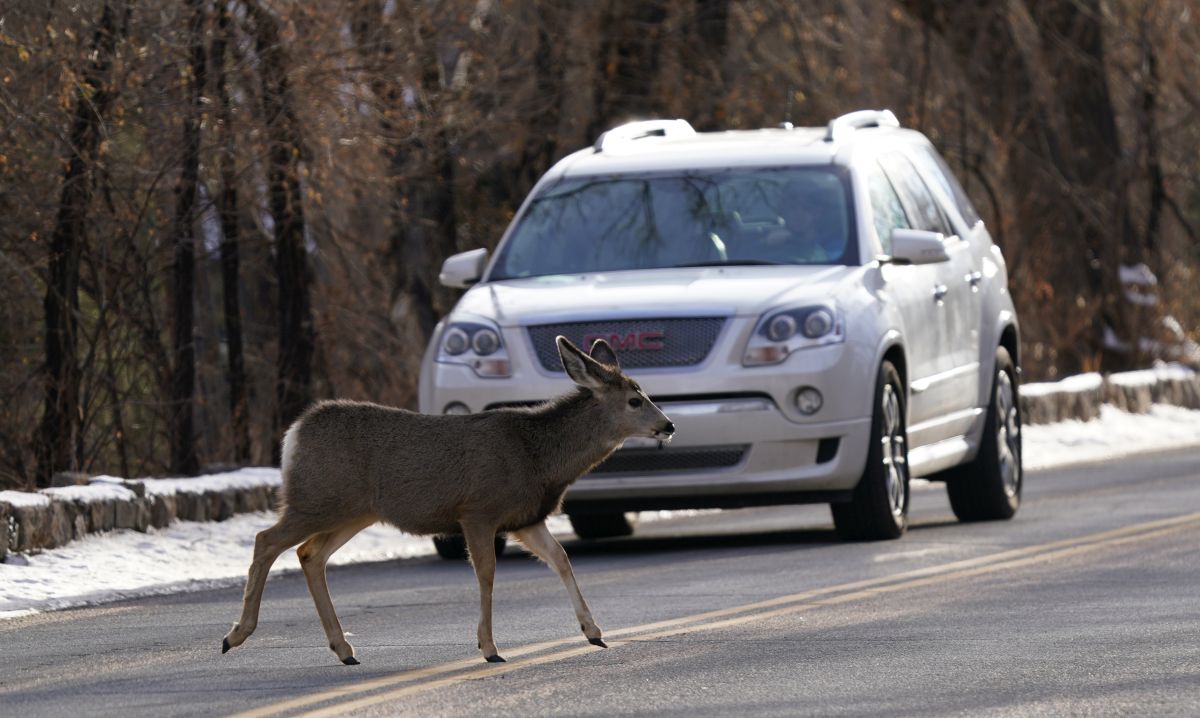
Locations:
880;383;907;518
995;369;1021;498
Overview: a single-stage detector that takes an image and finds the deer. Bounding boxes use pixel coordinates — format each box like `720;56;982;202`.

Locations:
221;336;675;665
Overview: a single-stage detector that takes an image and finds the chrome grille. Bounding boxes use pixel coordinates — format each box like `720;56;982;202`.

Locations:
527;318;725;371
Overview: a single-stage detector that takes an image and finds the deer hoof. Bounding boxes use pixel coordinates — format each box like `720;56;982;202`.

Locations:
485;654;506;663
342;656;360;666
588;637;608;648
221;638;231;654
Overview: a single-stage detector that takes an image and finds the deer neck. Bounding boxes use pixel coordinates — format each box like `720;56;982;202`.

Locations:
527;389;625;491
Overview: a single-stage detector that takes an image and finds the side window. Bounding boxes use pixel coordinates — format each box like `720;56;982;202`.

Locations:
912;146;982;229
879;152;953;237
866;161;909;255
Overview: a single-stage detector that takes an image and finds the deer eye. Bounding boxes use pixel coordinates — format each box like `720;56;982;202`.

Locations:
628;397;643;409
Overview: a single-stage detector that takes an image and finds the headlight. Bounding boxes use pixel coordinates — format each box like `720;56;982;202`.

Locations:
443;327;470;355
436;319;512;378
803;308;834;338
744;304;844;367
767;314;797;342
471;328;500;356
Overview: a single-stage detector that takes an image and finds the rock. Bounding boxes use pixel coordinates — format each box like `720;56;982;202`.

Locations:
0;501;10;561
150;494;175;528
134;498;152;532
34;504;74;554
88;500;116;533
114;499;138;530
213;490;236;522
173;492;200;521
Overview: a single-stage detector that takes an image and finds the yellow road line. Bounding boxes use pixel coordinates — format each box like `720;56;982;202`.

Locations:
229;512;1200;718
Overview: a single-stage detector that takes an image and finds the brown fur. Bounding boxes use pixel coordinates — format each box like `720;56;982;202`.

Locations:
221;336;673;664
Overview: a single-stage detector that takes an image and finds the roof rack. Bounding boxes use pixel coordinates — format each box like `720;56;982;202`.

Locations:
824;109;900;143
593;119;696;153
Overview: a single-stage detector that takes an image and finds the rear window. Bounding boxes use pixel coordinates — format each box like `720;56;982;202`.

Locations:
490;167;858;280
911;146;982;229
879;153;954;237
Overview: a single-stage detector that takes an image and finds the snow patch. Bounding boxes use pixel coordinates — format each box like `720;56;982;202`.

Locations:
1023;404;1200;471
1020;372;1103;397
1107;363;1195;387
132;467;281;497
1119;263;1158;286
0;491;50;509
41;483;137;504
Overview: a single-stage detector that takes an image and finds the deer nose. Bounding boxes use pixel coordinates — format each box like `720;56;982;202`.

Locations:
663;421;676;435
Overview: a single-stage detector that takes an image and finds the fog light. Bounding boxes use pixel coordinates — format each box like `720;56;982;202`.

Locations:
443;402;470;415
794;387;823;415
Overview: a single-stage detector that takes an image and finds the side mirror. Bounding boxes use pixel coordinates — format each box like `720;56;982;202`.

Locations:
888;229;949;265
439;248;489;288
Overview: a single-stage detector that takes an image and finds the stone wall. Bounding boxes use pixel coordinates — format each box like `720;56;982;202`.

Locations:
0;469;279;558
1019;366;1200;425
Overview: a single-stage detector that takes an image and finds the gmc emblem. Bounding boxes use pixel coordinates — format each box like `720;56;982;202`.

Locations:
582;330;665;351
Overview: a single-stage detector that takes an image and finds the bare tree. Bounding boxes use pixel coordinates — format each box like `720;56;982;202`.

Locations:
167;0;209;475
247;1;315;453
213;0;252;463
35;0;130;487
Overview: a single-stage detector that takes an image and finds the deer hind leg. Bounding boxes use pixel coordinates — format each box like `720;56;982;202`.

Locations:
222;514;314;653
513;520;605;647
296;515;377;665
462;522;504;663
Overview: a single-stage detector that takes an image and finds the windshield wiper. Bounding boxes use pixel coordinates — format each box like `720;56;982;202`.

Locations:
671;260;785;268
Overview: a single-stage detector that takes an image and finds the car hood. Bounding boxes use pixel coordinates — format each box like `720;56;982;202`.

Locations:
454;266;859;326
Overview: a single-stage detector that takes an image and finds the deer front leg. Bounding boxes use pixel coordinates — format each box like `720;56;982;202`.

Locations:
513;520;605;648
462;523;504;662
223;517;310;654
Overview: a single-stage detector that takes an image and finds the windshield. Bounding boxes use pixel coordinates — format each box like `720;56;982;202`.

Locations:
489;167;857;280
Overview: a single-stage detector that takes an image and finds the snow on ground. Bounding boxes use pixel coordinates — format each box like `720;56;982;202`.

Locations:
1022;404;1200;470
3;405;1200;619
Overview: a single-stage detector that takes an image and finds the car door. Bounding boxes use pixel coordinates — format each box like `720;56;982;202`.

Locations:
909;144;988;406
878;152;978;444
864;159;944;443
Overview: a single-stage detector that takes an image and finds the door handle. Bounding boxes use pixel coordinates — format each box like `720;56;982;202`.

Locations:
932;284;949;303
965;270;983;290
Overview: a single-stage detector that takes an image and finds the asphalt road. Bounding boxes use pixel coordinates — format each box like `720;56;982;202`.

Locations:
2;447;1199;717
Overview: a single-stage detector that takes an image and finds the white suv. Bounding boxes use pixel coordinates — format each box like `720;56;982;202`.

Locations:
420;110;1022;545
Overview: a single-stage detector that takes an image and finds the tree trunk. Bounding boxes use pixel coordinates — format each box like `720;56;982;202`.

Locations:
588;0;669;140
168;0;207;476
213;0;251;464
35;1;128;487
250;2;314;455
352;3;456;344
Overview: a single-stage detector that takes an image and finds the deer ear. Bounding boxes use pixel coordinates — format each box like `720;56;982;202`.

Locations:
588;339;620;369
557;336;605;389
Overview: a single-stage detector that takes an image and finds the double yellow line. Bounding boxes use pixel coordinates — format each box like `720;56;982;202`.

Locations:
230;512;1200;718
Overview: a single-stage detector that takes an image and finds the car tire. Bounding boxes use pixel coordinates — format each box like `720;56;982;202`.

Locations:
944;346;1022;522
433;533;507;561
831;360;909;541
568;512;635;540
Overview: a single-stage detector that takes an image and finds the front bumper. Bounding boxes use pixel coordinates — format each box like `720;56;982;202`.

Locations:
421;323;877;510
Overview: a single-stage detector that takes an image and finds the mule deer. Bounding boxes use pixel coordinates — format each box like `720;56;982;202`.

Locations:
221;336;674;664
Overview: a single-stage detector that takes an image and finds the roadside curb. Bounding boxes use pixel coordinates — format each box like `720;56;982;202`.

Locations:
1020;365;1200;424
2;366;1197;560
1;469;279;558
